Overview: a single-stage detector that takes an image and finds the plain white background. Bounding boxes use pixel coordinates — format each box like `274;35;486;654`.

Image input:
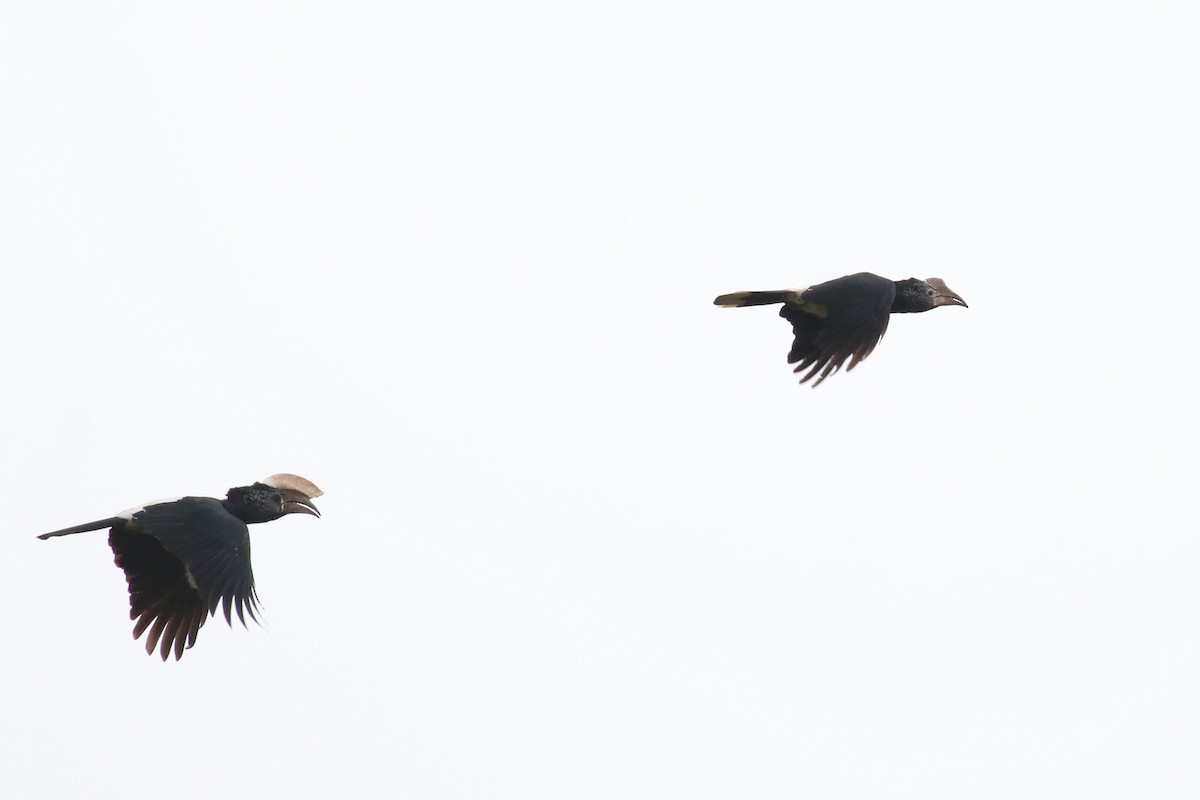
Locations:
2;2;1198;797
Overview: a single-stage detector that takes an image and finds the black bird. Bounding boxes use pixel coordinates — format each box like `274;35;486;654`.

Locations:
37;473;322;661
714;272;967;386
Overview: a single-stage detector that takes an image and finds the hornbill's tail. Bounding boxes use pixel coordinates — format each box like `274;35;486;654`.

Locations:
37;518;122;540
713;290;801;308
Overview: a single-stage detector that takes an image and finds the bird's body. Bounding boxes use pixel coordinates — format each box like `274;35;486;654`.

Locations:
714;272;967;386
37;474;322;660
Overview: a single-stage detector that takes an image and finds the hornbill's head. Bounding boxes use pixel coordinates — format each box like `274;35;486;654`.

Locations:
265;473;323;517
893;278;968;313
227;473;323;524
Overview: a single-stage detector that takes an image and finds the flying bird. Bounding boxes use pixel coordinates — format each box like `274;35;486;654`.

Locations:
714;272;967;386
37;473;322;661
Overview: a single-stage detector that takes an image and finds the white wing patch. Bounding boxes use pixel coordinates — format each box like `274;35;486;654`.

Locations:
116;498;183;521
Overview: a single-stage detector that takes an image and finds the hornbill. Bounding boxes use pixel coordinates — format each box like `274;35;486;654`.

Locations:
37;473;322;661
714;272;967;386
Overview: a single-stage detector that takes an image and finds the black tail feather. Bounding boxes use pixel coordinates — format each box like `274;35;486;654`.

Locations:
713;290;800;308
37;518;122;540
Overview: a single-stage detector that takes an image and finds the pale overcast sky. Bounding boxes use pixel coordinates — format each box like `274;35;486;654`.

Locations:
2;2;1198;798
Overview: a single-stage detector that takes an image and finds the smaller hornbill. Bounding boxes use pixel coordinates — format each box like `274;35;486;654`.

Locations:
37;473;322;660
714;272;967;386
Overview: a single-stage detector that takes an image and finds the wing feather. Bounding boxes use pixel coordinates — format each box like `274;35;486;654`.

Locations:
779;273;895;386
109;497;259;660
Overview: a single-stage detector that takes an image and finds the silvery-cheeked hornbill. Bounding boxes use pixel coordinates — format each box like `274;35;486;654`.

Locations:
714;272;967;386
37;473;322;661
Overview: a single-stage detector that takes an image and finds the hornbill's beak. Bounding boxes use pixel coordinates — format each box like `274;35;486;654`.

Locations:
927;278;968;308
262;473;323;517
280;489;320;518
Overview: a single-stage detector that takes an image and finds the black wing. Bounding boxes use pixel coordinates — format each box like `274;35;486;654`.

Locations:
780;272;896;386
110;497;259;660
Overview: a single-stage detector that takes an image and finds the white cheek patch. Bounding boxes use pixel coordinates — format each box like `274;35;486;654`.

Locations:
116;498;183;521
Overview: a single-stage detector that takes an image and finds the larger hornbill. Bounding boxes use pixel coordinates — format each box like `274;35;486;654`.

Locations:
37;473;322;660
714;272;967;386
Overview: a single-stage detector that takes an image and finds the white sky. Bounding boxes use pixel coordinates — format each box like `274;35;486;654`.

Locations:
2;2;1198;798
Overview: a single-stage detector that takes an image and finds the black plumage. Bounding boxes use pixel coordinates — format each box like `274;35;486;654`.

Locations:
714;272;967;386
37;473;322;660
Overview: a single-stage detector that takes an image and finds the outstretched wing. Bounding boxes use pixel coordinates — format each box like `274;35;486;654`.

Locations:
109;497;259;660
780;273;896;386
